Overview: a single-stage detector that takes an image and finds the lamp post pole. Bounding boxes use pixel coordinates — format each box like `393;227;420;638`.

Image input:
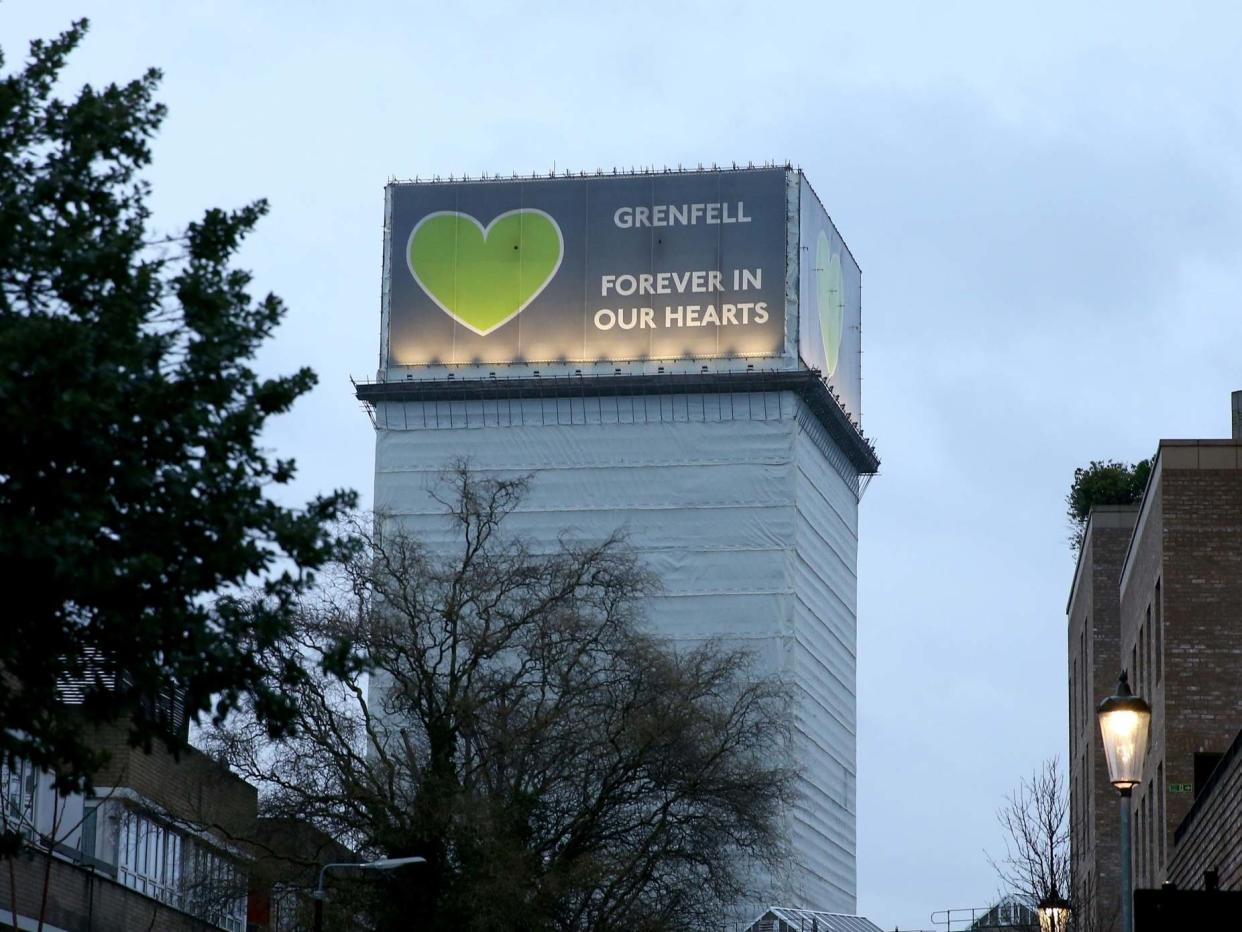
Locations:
1118;787;1133;932
1097;671;1151;932
312;856;426;932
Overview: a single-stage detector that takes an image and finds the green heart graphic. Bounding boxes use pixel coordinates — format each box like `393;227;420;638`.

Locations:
407;209;564;336
816;231;844;378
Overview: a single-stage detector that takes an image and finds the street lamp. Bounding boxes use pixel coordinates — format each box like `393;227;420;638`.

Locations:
1037;887;1071;932
312;856;426;932
1098;670;1151;932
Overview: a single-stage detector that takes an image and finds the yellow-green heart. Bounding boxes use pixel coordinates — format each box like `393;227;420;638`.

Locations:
816;231;844;378
408;210;563;336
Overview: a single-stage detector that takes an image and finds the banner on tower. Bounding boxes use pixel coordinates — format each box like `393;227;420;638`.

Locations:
384;168;788;368
796;174;862;423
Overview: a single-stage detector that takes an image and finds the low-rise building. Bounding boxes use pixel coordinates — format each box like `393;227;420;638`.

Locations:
1067;504;1137;932
1166;726;1242;891
1068;392;1242;926
1;719;255;932
742;906;885;932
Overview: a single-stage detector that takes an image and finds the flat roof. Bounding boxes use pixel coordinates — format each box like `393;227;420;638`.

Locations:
1118;439;1242;594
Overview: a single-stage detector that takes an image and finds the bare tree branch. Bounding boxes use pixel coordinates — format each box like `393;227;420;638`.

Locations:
988;757;1080;926
205;462;793;931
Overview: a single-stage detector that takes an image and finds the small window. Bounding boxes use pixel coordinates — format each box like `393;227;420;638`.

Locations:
80;801;98;860
1155;579;1163;684
1194;752;1225;797
1144;605;1152;695
119;810;246;932
1;757;38;837
1070;662;1078;752
1147;782;1155;884
1080;625;1087;726
1157;760;1165;869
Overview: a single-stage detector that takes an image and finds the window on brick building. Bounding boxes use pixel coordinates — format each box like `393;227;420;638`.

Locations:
1157;760;1165;870
1080;626;1087;728
269;883;310;932
187;845;247;932
119;811;183;905
1155;579;1162;684
1143;606;1152;696
1082;751;1089;821
1144;792;1150;884
118;810;246;932
1071;662;1077;752
80;799;99;860
1081;752;1088;833
1145;792;1152;883
1080;764;1086;837
1146;619;1153;697
1147;781;1155;883
0;756;37;837
1194;752;1224;797
1071;769;1078;854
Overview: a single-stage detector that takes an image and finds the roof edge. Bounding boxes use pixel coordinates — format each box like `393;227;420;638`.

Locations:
354;369;880;475
1066;503;1141;615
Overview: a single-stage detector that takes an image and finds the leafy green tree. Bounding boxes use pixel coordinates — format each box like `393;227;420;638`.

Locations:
1066;458;1152;554
0;20;355;799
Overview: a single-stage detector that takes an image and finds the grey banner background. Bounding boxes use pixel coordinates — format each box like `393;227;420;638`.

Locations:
385;169;787;367
797;174;862;424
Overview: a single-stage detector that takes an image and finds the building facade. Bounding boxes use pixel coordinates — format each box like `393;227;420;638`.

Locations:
359;166;878;913
1118;433;1242;891
0;722;255;932
1067;504;1137;932
1165;726;1242;891
1068;393;1242;926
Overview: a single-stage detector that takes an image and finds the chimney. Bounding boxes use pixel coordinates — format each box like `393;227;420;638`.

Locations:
1234;390;1242;440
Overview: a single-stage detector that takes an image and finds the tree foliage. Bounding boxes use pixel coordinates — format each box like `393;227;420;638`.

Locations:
208;465;793;931
1066;459;1151;554
0;21;355;792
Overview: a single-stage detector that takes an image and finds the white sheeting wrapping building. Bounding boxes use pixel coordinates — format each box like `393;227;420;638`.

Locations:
361;372;877;916
359;166;879;920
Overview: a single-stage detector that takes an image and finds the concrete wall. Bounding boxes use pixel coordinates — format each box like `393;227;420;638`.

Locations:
369;388;861;913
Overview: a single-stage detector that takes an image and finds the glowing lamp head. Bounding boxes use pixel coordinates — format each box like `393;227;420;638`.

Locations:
1097;671;1152;792
1038;888;1071;932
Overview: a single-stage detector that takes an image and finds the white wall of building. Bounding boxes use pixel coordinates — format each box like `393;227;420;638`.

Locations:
370;388;860;913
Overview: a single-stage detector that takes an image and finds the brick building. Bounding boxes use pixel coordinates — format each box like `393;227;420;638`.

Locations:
1068;393;1242;929
1166;726;1242;891
1117;435;1242;893
1067;504;1137;932
1;721;257;931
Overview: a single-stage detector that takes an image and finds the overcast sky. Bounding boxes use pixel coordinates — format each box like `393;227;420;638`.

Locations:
6;1;1242;927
